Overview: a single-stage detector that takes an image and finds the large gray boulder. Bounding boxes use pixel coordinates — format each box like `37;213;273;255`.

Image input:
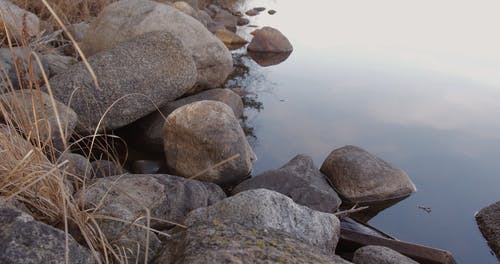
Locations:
0;89;77;151
186;189;341;255
0;48;49;91
476;201;500;260
82;0;232;91
154;222;352;264
353;245;419;264
0;205;95;264
320;145;416;203
163;100;255;187
47;31;197;133
127;88;243;152
83;174;225;230
233;154;342;213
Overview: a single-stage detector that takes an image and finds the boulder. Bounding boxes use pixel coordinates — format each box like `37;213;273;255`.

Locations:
233;154;342;213
60;152;92;181
186;189;340;254
0;47;49;91
0;0;39;40
353;245;419;264
0;89;78;151
82;174;225;230
82;0;232;91
47;31;197;133
476;201;500;260
90;160;125;178
0;205;95;264
320;145;416;203
248;26;293;53
214;28;248;48
163;100;255;187
127;88;244;153
213;9;237;32
154;222;352;264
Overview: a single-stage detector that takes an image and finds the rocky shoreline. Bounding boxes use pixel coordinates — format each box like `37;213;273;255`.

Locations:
0;0;497;263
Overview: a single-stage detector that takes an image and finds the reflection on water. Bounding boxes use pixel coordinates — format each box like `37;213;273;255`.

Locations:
248;51;292;67
229;0;500;263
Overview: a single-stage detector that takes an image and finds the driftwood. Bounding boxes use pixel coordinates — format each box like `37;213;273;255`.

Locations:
337;220;457;264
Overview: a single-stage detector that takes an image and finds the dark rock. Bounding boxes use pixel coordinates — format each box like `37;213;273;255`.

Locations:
268;9;277;15
245;9;259;16
248;26;293;53
476;201;500;260
48;31;197;133
131;160;165;174
90;160;125;178
233;154;341;213
60;152;92;180
254;7;266;12
237;17;249;26
186;189;340;254
353;245;419;264
163;100;255;187
0;205;95;264
127;88;244;153
154;222;352;264
320;145;416;203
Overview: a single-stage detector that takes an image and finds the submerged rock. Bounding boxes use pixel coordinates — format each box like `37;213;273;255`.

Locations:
353;245;419;264
214;28;248;48
186;189;340;254
233;154;342;213
248;26;293;53
127;88;244;153
48;31;197;133
163;100;255;187
476;201;500;260
320;145;416;203
154;222;352;264
0;205;95;264
82;0;232;91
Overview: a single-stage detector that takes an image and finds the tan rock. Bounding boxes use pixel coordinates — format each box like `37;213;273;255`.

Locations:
0;0;39;40
248;26;293;53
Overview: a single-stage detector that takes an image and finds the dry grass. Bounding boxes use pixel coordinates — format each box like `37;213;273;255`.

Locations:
0;1;155;263
12;0;113;24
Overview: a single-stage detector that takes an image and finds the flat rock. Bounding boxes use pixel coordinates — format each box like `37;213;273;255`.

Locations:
163;100;255;187
48;31;197;133
0;205;95;264
353;245;419;264
126;88;244;153
186;189;340;255
214;28;248;48
233;154;342;213
320;145;416;203
82;0;232;91
1;89;77;151
154;222;352;264
248;26;293;53
0;0;39;40
476;201;500;260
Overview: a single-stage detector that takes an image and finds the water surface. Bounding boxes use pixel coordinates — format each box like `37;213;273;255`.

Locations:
229;0;500;262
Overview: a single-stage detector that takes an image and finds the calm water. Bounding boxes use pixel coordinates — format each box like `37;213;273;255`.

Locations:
228;0;500;263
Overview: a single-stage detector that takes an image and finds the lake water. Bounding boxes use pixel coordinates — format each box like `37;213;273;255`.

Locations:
227;0;500;263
